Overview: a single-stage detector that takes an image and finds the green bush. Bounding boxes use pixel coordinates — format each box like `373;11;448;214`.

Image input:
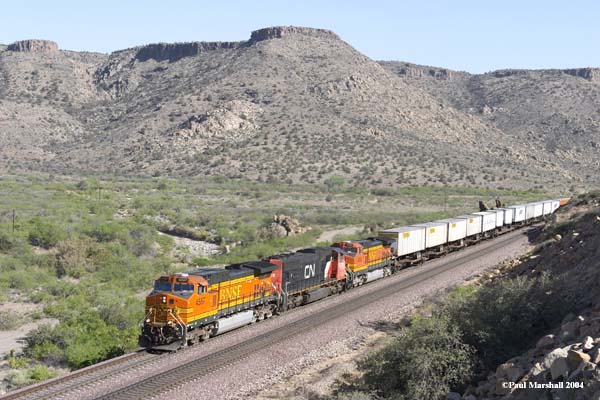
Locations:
444;274;568;372
7;355;29;369
28;218;67;248
28;364;57;382
0;231;18;252
358;314;474;400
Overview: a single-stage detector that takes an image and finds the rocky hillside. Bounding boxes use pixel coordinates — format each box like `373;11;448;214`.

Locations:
469;194;600;399
381;61;600;189
0;28;597;190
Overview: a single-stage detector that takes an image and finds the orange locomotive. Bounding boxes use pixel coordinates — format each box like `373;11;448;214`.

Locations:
140;261;278;349
140;248;349;350
333;238;393;285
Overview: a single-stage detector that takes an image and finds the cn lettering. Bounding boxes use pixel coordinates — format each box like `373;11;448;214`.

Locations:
304;264;316;279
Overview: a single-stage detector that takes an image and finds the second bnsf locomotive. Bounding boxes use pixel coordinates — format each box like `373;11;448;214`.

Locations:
140;198;567;350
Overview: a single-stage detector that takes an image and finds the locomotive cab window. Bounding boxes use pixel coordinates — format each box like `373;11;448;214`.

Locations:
198;285;206;294
174;283;194;292
153;281;172;292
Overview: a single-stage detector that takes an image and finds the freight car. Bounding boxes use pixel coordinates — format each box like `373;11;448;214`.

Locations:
140;197;568;351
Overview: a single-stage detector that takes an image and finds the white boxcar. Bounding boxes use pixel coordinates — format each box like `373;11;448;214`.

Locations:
455;214;483;237
510;205;526;223
496;208;514;225
412;222;448;249
489;209;504;228
551;200;560;213
472;211;497;232
533;202;544;218
379;226;426;257
542;201;553;216
525;203;536;220
436;218;468;242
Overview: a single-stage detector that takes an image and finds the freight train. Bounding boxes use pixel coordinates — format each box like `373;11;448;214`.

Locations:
139;198;568;351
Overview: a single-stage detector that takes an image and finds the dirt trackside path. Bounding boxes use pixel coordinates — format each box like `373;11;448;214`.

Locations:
317;226;363;243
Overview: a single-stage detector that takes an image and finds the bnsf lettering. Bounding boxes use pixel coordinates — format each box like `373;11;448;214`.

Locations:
304;264;316;279
221;285;242;301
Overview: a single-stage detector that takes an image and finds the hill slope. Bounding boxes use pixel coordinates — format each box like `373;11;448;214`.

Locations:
0;28;595;190
381;61;600;189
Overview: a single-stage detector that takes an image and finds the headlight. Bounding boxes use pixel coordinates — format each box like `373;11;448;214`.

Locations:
162;296;166;303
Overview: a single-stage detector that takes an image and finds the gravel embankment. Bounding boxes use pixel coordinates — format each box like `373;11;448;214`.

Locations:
44;230;532;400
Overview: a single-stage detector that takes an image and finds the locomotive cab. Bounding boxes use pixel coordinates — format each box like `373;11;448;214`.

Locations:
140;273;209;349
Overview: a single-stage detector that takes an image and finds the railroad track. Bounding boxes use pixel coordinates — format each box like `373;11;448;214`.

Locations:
1;350;160;400
95;228;530;400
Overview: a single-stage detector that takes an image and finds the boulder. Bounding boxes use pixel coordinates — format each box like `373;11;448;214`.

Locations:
536;334;555;349
543;348;569;369
551;357;571;379
505;366;524;382
494;380;511;396
446;393;462;400
589;346;600;364
496;362;523;381
583;336;595;351
530;362;545;376
568;350;591;369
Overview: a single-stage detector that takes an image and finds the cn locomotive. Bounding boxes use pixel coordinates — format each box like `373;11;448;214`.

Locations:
140;198;567;351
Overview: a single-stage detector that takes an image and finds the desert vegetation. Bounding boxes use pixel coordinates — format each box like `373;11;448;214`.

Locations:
0;173;545;389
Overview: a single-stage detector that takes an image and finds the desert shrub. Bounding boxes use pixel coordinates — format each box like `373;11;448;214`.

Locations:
4;370;31;389
358;314;474;400
28;364;57;382
53;239;94;278
0;311;23;330
324;175;345;191
0;231;18;252
7;355;29;369
85;221;126;243
443;274;569;373
28;218;67;248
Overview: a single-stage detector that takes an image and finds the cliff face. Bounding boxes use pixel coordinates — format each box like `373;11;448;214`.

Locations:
7;40;59;53
379;61;465;80
563;68;600;82
249;26;339;42
131;27;338;63
134;41;242;62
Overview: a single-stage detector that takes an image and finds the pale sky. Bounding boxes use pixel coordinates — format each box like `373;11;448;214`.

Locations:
2;0;599;73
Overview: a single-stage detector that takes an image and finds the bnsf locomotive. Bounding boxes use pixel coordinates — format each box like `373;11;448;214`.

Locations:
140;198;568;350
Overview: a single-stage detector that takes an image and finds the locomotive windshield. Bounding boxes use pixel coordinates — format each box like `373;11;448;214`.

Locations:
153;281;172;292
174;283;194;292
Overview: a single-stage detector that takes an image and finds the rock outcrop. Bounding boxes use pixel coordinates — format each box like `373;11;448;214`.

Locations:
135;41;241;62
7;39;58;53
172;100;262;141
249;26;339;42
473;309;600;399
258;215;311;239
379;61;463;80
563;68;600;82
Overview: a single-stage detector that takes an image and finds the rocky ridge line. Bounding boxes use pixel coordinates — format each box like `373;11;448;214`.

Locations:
135;41;242;62
7;40;58;53
249;26;339;42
